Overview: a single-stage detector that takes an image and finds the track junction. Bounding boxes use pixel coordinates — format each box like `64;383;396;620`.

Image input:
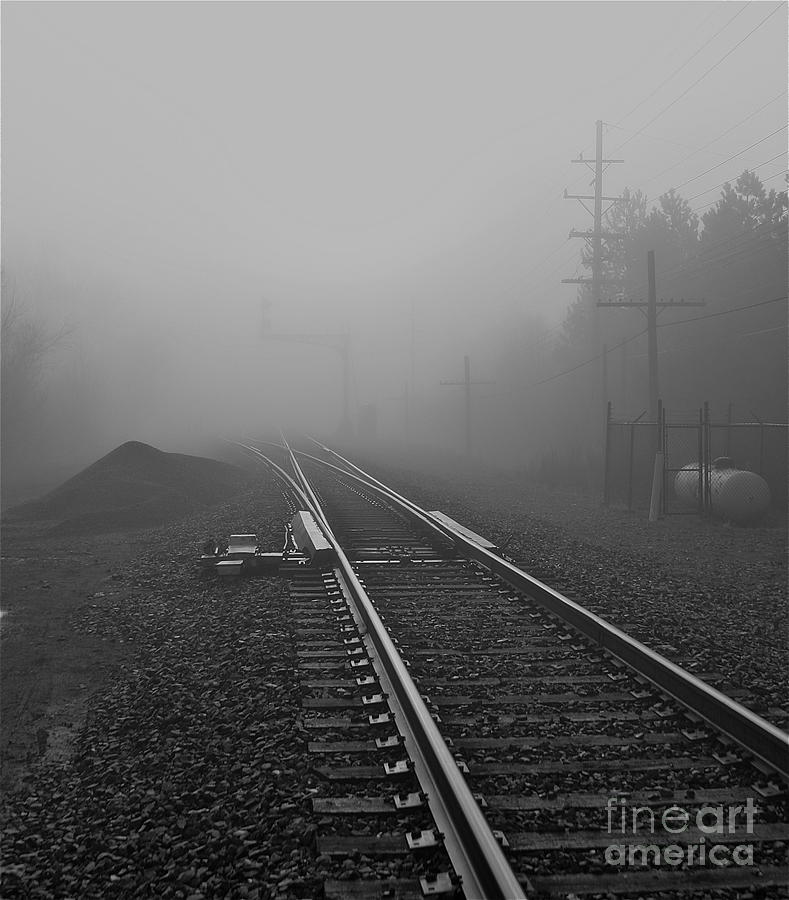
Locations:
235;437;789;900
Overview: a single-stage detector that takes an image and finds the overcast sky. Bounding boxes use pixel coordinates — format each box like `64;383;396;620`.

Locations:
2;1;787;448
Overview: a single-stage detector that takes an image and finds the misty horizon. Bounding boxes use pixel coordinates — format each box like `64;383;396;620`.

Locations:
2;1;787;506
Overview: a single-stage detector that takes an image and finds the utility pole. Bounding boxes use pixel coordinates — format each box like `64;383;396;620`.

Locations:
647;251;659;418
563;120;625;305
440;355;494;456
598;250;705;420
563;120;626;414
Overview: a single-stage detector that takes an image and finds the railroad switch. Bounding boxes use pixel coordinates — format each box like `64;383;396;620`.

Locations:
199;532;282;576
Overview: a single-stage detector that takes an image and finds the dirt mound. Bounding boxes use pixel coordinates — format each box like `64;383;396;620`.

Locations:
5;441;253;533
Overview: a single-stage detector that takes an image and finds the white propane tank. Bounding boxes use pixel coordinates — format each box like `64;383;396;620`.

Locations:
674;464;702;505
674;458;771;522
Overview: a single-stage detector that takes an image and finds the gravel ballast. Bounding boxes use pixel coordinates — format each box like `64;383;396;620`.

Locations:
347;447;789;726
1;475;327;899
2;447;786;899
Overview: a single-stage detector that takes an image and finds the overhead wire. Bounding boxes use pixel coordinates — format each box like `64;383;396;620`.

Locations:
670;129;787;194
608;2;785;157
684;156;787;202
637;90;787;189
559;6;785;300
532;295;786;388
611;2;751;128
692;171;788;212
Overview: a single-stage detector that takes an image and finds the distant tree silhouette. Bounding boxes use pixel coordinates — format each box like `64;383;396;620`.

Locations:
1;271;71;497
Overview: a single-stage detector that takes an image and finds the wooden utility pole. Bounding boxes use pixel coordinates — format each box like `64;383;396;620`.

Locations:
440;355;494;455
647;251;659;418
598;250;705;420
563;120;626;412
563;121;626;303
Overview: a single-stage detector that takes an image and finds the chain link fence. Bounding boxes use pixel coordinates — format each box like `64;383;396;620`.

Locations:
605;404;787;521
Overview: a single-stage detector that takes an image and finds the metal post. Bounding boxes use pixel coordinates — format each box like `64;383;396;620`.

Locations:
660;401;667;515
758;417;765;476
647;251;659;420
627;421;635;511
620;340;628;411
697;407;704;516
410;299;416;389
464;354;471;456
726;401;733;457
603;400;612;506
404;381;409;443
703;401;711;514
440;357;493;457
341;334;352;434
649;398;664;523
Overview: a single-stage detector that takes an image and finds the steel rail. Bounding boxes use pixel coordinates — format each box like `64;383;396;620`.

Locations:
301;442;789;782
241;440;528;900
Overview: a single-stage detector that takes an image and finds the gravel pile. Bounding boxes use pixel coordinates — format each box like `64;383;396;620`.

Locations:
351;451;789;726
6;442;254;534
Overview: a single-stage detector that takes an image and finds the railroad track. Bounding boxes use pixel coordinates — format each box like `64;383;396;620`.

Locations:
243;439;789;900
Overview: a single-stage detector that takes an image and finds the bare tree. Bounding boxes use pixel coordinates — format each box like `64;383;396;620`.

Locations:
1;270;70;437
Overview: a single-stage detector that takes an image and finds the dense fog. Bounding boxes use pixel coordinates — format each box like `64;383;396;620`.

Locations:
2;2;786;506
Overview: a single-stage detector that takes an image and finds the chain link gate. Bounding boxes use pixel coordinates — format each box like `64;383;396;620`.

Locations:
605;403;787;518
662;413;704;515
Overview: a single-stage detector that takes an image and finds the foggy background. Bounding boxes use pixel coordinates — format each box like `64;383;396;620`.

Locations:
2;1;787;506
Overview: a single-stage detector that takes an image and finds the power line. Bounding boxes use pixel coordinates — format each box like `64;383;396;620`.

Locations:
610;2;785;156
683;151;786;202
658;293;786;328
692;171;788;212
612;2;751;127
671;128;787;193
533;295;786;387
639;90;787;189
626;222;787;294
